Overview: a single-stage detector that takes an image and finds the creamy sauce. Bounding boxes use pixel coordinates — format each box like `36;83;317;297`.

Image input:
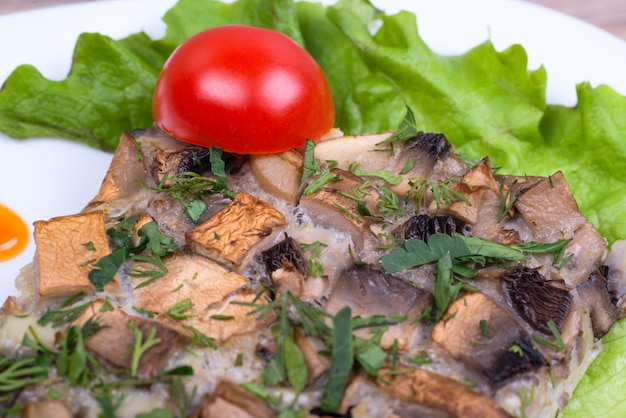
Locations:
0;203;28;261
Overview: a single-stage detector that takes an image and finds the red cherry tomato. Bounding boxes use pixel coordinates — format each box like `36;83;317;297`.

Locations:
152;25;335;154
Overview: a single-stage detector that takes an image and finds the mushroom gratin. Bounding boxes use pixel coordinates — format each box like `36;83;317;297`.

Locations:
3;121;625;418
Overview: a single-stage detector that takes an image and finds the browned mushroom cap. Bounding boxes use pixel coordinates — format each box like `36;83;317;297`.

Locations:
250;150;304;205
132;252;248;313
21;400;72;418
324;265;432;350
513;171;587;242
187;192;287;268
299;169;380;253
189;379;276;418
577;267;619;338
374;366;513;418
432;292;546;386
72;300;190;378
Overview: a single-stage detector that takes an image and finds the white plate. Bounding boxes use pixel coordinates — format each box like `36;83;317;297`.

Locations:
1;0;626;301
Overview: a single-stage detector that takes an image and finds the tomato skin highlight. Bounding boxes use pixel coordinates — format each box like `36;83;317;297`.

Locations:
152;25;335;154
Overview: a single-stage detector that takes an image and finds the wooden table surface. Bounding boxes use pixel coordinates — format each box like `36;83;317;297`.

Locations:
0;0;625;41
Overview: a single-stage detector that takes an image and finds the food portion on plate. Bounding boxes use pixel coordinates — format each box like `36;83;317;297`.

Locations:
5;114;625;417
3;0;626;417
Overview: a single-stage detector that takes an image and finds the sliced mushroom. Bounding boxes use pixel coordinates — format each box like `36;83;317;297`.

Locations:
513;171;587;242
374;366;513;418
391;131;457;196
577;267;619;338
33;211;117;299
553;222;607;288
605;239;626;313
193;287;276;343
261;236;309;297
433;158;496;224
72;300;190;378
187;192;287;268
293;327;331;382
334;372;450;418
501;267;572;335
299;169;380;253
21;400;72;418
313;131;463;197
152;146;212;185
432;292;546;386
262;236;309;276
324;265;432;350
132;253;248;310
434;158;521;245
83;131;150;212
132;253;273;343
152;142;247;188
189;379;276;418
147;193;231;248
250;150;304;205
393;213;472;242
313;133;394;173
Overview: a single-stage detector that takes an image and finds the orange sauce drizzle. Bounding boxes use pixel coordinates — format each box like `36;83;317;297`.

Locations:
0;203;29;261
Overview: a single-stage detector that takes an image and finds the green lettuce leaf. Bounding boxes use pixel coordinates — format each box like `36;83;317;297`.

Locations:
562;318;626;417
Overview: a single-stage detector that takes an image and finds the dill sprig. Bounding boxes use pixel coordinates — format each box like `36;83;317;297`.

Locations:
497;178;521;222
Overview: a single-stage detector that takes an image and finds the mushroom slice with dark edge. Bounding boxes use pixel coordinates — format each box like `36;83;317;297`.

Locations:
261;235;309;298
393;213;472;242
187;192;288;269
299;169;380;253
189;379;276;418
373;366;513;418
391;131;457;196
72;300;190;379
576;267;619;338
152;146;212;185
313;131;464;197
324;265;432;350
501;266;572;335
431;292;546;386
